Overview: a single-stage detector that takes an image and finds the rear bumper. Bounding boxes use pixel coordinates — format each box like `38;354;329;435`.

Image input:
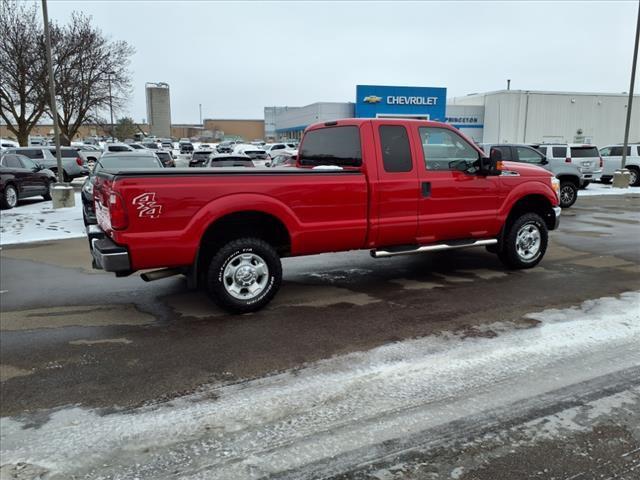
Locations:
87;225;131;273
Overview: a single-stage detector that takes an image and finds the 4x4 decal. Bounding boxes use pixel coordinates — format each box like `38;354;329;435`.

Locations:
132;192;162;218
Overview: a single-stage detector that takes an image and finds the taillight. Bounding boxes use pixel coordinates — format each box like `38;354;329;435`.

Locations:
565;157;571;163
599;156;603;168
76;156;83;166
109;192;128;230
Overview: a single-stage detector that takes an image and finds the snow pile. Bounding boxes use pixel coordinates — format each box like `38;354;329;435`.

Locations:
1;292;639;479
579;183;640;196
0;193;85;245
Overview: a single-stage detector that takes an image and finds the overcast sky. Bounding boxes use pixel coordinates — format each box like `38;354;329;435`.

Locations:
46;1;638;124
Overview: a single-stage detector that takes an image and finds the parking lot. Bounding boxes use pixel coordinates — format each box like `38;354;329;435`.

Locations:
1;191;639;479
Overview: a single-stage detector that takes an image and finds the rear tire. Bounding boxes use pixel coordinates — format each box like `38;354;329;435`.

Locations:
628;167;640;187
559;181;578;208
498;213;548;269
205;237;282;314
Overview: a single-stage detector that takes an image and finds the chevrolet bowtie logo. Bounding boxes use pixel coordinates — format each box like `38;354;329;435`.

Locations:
363;95;382;104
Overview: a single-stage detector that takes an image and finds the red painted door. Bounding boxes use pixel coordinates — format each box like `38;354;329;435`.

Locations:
412;126;500;243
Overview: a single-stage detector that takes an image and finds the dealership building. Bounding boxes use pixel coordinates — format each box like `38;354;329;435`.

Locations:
268;85;639;146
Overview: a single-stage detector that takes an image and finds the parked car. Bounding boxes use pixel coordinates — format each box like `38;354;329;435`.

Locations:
216;141;235;154
154;150;175;167
81;152;164;225
269;150;298;168
126;143;148;150
264;142;298;159
75;144;102;167
232;144;268;166
102;143;135;155
190;149;215;167
88;118;561;314
141;141;161;150
4;147;89;181
160;139;174;151
480;143;581;208
179;141;194;154
599;144;640;186
1;138;19;153
206;154;255;168
532;144;602;188
0;153;56;209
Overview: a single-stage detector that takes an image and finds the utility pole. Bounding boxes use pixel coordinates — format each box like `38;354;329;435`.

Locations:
622;0;639;171
107;71;115;140
41;0;74;207
199;103;202;125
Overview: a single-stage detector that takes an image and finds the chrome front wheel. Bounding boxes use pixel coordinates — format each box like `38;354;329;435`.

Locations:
515;222;542;261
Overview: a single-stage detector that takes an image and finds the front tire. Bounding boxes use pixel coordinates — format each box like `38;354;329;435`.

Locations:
498;213;548;269
206;238;282;314
1;184;18;209
628;167;640;187
559;181;578;208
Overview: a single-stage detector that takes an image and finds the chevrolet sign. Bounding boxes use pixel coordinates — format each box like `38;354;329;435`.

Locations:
387;96;438;105
363;95;382;104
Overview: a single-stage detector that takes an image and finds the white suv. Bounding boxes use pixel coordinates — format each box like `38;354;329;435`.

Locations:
599;144;640;186
533;144;602;188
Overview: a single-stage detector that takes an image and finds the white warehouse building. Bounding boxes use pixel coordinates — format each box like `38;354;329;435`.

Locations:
448;89;640;146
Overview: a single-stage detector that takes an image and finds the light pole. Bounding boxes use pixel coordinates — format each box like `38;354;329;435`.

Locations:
107;70;115;140
41;0;74;207
199;103;202;125
615;0;640;188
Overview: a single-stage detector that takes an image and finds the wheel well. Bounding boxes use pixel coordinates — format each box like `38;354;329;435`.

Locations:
506;194;555;232
557;175;579;187
197;211;291;277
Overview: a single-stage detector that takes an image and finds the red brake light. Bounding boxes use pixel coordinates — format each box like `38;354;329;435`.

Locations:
599;156;603;168
109;192;129;230
565;157;571;163
76;156;83;166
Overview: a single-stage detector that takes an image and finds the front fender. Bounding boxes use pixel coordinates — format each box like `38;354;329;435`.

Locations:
499;179;558;222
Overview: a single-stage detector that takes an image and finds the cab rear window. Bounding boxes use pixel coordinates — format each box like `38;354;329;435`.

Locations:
299;126;362;167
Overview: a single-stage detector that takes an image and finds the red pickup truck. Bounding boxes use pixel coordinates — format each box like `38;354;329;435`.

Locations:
88;119;561;313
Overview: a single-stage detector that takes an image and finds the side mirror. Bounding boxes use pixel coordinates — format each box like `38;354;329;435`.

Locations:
540;157;549;165
265;162;271;167
479;149;501;175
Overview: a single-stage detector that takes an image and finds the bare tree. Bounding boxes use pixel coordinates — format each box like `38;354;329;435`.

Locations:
47;12;134;145
0;0;48;146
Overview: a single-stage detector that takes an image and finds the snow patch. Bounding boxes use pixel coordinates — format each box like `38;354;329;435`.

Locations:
1;292;639;479
0;193;85;245
578;183;640;196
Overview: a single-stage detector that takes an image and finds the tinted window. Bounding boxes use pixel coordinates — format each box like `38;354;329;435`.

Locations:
18;149;42;159
299;126;362;167
570;146;599;158
2;155;21;168
552;146;566;158
490;146;512;161
108;145;132;152
419;127;478;171
606;146;630;156
49;149;78;158
379;125;412;172
516;146;544;164
19;156;38;169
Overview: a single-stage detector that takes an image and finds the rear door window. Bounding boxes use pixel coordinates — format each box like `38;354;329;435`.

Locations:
19;149;42;159
299;126;362;167
379;125;412;172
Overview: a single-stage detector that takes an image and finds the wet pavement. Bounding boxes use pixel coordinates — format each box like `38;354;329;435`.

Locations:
1;194;639;479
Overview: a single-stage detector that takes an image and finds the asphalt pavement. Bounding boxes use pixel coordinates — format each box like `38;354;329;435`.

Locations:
0;193;639;479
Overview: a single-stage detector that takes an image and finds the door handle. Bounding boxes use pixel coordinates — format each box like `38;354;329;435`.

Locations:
421;182;431;198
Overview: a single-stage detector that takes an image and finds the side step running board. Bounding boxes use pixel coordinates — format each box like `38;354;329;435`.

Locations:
371;239;498;258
